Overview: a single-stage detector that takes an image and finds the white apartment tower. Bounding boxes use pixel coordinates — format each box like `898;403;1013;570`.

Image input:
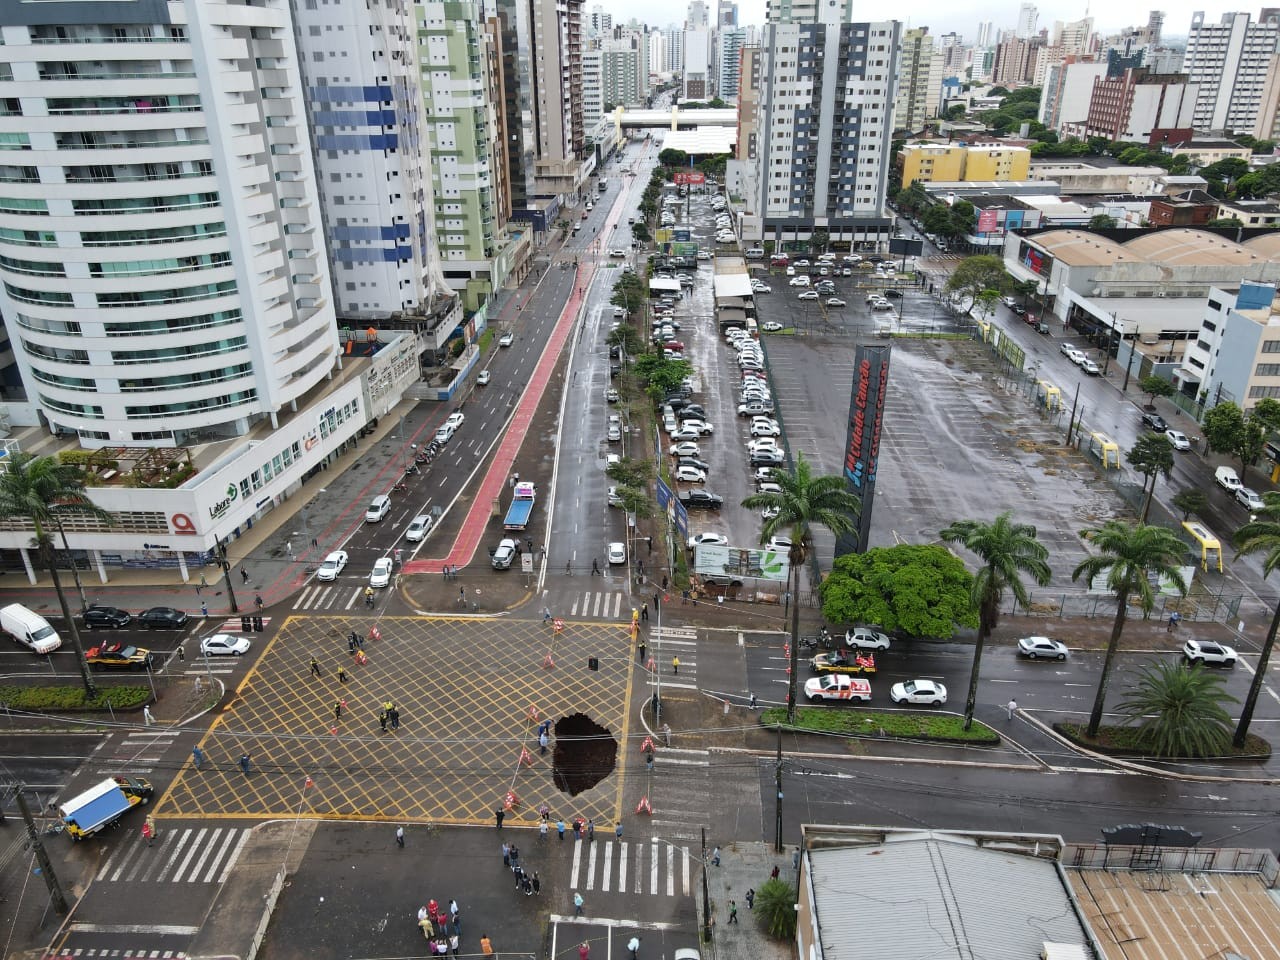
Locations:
294;0;448;321
755;2;899;248
1016;4;1039;39
1184;11;1280;135
0;0;338;447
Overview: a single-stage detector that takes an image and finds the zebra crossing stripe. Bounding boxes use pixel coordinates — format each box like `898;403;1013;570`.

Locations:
649;839;660;895
602;842;613;892
220;829;253;883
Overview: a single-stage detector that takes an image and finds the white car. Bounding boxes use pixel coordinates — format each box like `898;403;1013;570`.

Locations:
890;679;947;705
200;633;252;657
477;369;492;386
788;276;811;287
434;424;455;445
798;290;819;300
669;441;702;457
609;248;626;257
1017;636;1069;660
607;424;622;442
739;359;764;371
751;420;781;437
1166;429;1191;451
607;485;624;508
444;412;465;430
804;674;872;703
1237;487;1266;512
679;419;714;435
826;298;847;307
669;426;704;441
498;332;514;347
1059;342;1079;357
405;514;434;542
1183;639;1237;666
605;453;621;469
607;541;627;565
687;532;729;549
755;286;774;296
753;466;776;484
766;536;792;552
675;464;708;483
844;626;891;650
747;438;780;455
762;504;781;520
369;557;394;588
316;551;348;581
1067;349;1087;366
1080;359;1101;376
758;481;783;495
761;321;783;331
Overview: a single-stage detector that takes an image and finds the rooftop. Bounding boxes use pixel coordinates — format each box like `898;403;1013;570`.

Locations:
1025;227;1280;267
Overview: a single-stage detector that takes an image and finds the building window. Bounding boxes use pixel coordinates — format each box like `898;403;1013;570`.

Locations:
1256;363;1280;376
1263;340;1280;353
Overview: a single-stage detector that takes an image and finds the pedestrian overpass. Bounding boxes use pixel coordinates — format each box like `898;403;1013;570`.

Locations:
613;106;738;130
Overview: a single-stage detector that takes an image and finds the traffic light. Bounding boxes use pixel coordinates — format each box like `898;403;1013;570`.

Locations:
588;656;599;671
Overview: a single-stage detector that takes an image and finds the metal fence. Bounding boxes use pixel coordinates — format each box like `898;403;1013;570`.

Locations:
1064;843;1280;886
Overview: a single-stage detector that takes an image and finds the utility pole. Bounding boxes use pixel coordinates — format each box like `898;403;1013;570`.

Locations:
1065;383;1081;446
218;540;240;614
774;725;784;853
15;787;69;915
1122;326;1136;392
700;827;712;943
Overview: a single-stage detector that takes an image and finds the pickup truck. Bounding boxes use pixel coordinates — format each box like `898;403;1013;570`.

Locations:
1215;466;1243;493
59;775;153;840
504;481;536;530
803;674;872;703
810;650;876;675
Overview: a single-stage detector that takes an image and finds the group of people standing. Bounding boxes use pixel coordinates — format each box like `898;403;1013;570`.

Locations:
416;897;462;955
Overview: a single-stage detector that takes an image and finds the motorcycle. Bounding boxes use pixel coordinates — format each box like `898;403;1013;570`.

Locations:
404;464;419;476
415;452;431;464
800;627;835;650
392;481;408;493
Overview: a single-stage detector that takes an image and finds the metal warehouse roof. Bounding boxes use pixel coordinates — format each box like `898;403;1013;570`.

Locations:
808;832;1092;960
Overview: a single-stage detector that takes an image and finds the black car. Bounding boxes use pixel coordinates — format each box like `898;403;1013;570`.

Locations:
137;606;190;630
751;451;785;467
681;404;708;419
1011;303;1027;316
1141;411;1169;432
883;289;903;299
666;396;691;411
677;456;710;472
679;490;724;510
83;605;132;629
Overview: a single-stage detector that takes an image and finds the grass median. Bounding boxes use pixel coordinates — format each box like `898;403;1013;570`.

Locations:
761;705;1001;744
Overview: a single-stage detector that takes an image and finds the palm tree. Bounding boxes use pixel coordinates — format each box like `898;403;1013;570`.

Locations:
1126;433;1175;522
741;452;860;722
1072;521;1188;738
940;512;1051;730
1230;492;1280;746
753;876;798;939
0;452;113;697
1117;659;1236;757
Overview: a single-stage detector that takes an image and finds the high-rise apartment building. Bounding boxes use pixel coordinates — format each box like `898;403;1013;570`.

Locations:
687;1;710;29
602;44;646;109
993;36;1043;85
295;0;449;322
754;3;898;248
718;27;749;100
589;5;612;34
665;27;686;75
1082;69;1198;142
976;21;993;47
895;27;942;132
684;28;712;99
1184;11;1280;135
0;0;339;447
719;2;739;27
582;49;605;126
1016;4;1039;39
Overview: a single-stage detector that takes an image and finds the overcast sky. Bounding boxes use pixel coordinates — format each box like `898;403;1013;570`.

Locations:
598;2;1207;42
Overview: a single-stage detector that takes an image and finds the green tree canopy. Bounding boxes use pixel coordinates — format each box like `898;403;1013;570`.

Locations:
1088;214;1118;230
1139;375;1175;406
632;354;691;399
1117;660;1237;757
945;255;1010;306
1202;400;1265;479
658;148;689;168
1172;488;1207;521
820;544;978;638
1127;433;1175;521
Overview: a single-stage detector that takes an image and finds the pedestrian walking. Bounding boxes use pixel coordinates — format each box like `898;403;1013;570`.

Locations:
142;820;155;847
615;823;623;840
348;632;357;653
672;656;680;675
177;645;185;662
1167;610;1181;632
728;900;738;924
201;601;208;618
540;819;548;840
286;540;293;557
558;818;566;840
459;586;466;606
390;707;400;729
143;705;155;726
578;942;590;960
502;841;511;866
749;691;758;709
587;819;595;843
653;592;660;612
573;892;584;916
662;722;671;746
539;731;549;755
199;572;208;593
310;657;321;677
640;605;648;621
769;865;780;880
627;937;640;960
746;888;755;910
334;700;343;721
480;935;493;957
255;594;264;610
337;665;347;684
662;575;668;591
449;934;460;957
591;558;601;576
638;640;646;663
241;568;250;584
450;899;459;919
239;752;252;775
419;914;434;940
396;826;405;848
452;913;462;937
509;843;520;867
192;745;204;769
712;846;721;866
1007;698;1018;720
543;606;552;623
379;711;388;732
572;818;581;840
495;808;505;829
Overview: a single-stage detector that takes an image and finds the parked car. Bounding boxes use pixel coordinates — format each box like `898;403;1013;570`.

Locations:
1237;487;1267;512
890;678;947;705
687;532;729;549
1166;429;1191;451
761;320;782;331
674;464;708;483
844;626;891;650
1215;465;1243;492
1140;411;1168;432
797;290;819;301
679;490;724;510
826;297;847;307
83;605;132;630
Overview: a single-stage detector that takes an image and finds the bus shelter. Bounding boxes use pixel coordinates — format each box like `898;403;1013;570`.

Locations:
1087;432;1120;469
1182;521;1224;572
1035;380;1061;410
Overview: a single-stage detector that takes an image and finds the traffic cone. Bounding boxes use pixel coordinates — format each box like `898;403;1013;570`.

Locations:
640;735;656;753
519;747;534;767
635;796;653;815
543;652;555;669
529;705;541;721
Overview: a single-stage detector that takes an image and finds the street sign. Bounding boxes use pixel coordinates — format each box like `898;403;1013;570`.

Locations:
673;171;705;185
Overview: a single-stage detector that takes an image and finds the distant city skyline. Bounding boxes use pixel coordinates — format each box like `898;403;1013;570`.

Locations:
592;1;1214;40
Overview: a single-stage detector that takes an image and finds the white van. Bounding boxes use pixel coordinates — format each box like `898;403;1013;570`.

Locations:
0;603;62;654
366;495;392;523
745;248;765;259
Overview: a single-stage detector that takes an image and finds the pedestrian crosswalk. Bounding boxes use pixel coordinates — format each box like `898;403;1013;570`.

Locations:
645;625;698;690
292;582;370;611
57;951;188;959
650;746;712;843
95;825;252;885
214;616;273;630
568;838;700;899
567;590;627;619
92;730;180;777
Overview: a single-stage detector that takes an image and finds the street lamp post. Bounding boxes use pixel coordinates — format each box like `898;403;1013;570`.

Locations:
1123;325;1137;392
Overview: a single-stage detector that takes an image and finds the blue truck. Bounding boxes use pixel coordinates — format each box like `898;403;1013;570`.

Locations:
59;775;153;840
504;481;536;530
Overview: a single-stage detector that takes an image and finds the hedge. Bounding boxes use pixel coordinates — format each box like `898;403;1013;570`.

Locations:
1055;721;1271;760
0;684;152;712
761;706;1000;744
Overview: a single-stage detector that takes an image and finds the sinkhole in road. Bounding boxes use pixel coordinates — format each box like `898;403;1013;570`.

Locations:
552;713;617;796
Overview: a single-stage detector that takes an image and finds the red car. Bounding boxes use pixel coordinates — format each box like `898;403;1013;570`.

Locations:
663;341;685;352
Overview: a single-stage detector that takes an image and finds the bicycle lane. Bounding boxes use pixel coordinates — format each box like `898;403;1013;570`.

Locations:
403;247;614;576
